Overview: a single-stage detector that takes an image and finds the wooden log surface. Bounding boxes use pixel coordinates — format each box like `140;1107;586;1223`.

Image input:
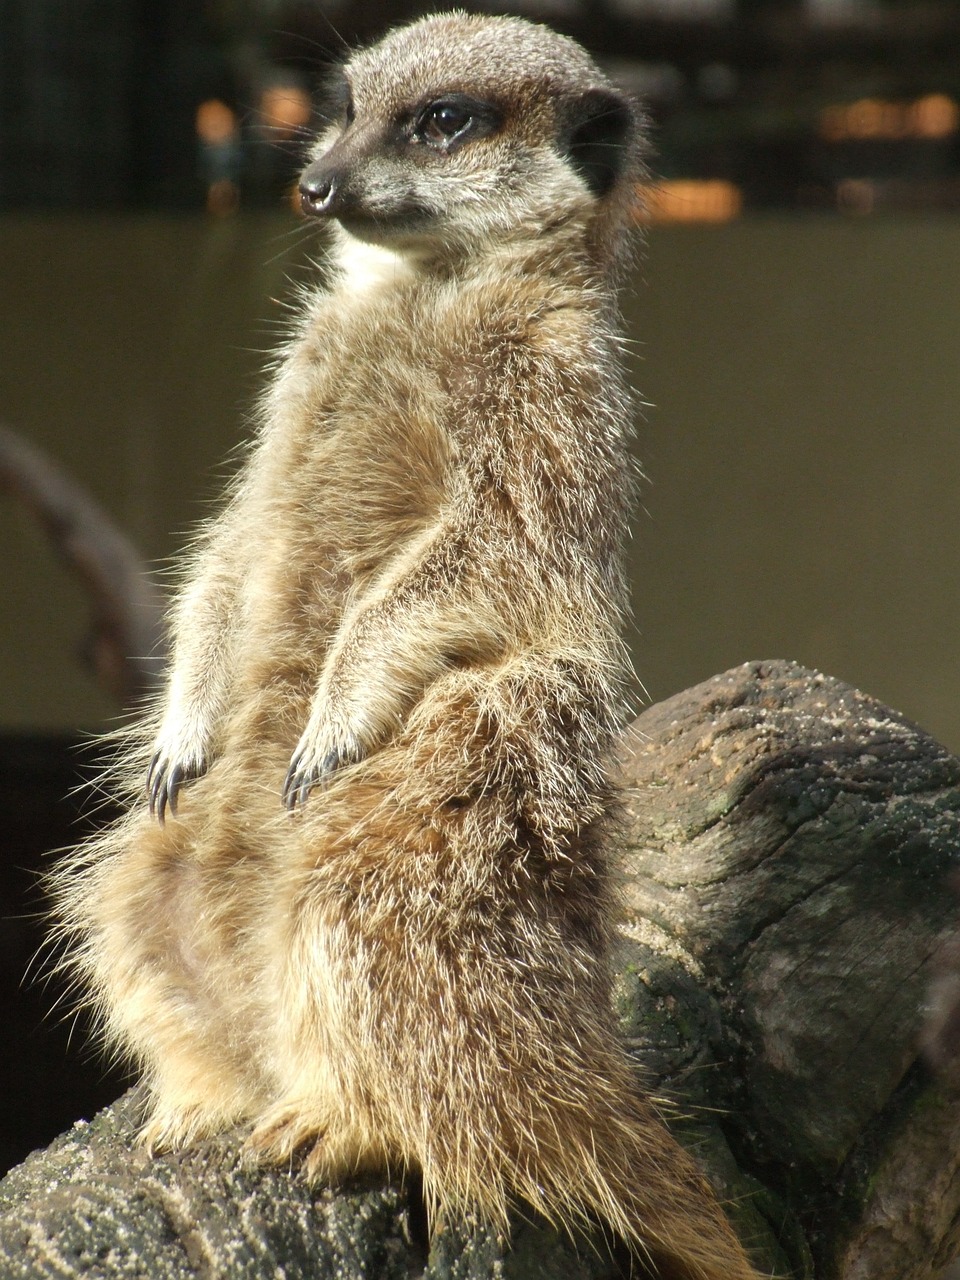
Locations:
615;659;960;1279
2;659;958;1279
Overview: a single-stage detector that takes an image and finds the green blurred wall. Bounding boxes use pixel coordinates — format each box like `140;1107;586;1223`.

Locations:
1;215;958;750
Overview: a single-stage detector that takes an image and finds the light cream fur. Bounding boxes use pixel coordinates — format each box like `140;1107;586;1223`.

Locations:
51;14;763;1279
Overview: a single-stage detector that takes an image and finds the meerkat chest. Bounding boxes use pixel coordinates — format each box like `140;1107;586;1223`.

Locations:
271;265;567;559
261;291;457;588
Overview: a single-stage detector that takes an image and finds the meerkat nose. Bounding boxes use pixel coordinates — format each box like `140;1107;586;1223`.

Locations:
300;172;338;218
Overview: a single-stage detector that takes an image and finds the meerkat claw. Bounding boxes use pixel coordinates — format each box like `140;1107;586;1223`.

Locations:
166;764;185;818
147;754;206;824
281;757;301;807
283;767;321;813
282;752;319;812
282;742;363;811
146;756;169;823
281;761;312;811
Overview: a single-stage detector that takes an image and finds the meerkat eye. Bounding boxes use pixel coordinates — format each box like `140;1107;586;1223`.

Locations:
425;101;472;140
412;95;501;153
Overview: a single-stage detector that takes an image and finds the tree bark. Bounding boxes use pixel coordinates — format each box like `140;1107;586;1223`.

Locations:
615;659;960;1279
2;659;958;1279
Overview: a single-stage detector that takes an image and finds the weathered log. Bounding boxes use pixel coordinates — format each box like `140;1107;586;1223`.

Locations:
615;659;960;1279
2;659;958;1279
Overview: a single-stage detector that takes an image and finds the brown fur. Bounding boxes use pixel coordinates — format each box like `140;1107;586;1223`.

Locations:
51;14;762;1279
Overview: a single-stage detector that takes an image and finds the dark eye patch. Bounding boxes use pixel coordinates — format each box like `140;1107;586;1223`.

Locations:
410;94;502;154
318;68;354;129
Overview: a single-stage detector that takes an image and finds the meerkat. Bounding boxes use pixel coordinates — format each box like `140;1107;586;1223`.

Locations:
52;14;762;1279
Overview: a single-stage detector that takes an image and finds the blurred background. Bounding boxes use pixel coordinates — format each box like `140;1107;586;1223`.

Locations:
0;0;958;1211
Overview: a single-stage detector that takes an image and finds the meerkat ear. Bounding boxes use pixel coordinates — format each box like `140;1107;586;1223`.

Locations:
563;89;635;198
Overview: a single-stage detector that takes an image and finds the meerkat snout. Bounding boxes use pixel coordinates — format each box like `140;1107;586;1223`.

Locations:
300;171;337;218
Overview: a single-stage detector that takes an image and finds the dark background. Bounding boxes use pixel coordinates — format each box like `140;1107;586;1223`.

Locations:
4;0;960;215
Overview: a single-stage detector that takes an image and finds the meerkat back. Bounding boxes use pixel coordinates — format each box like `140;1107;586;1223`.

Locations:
52;14;763;1280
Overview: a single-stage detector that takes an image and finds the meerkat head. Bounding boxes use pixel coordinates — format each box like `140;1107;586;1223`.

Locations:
299;12;644;266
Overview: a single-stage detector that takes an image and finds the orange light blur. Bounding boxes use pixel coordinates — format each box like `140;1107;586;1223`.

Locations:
911;94;960;139
206;179;240;217
196;99;238;145
259;86;312;139
820;94;960;142
636;180;742;224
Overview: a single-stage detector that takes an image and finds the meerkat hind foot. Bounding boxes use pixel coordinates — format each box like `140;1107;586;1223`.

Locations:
248;1101;386;1186
139;1100;226;1155
247;1101;326;1162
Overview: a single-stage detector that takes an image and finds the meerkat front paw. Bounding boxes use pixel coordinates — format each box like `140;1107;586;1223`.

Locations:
282;715;366;811
147;718;212;823
147;748;208;823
